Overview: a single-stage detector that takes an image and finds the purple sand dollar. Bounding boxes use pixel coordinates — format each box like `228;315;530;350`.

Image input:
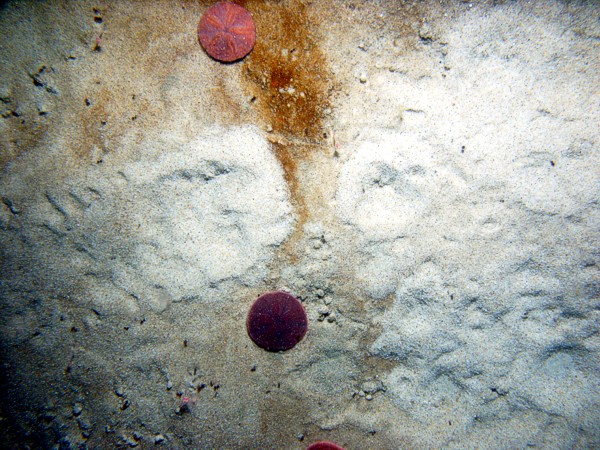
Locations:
306;442;347;450
246;291;308;352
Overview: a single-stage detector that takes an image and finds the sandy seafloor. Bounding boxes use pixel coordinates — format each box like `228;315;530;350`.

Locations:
0;0;599;448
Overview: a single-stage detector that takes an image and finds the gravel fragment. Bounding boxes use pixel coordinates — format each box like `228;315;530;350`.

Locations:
72;403;83;416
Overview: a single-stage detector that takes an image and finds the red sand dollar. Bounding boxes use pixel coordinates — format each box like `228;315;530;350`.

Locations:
247;291;308;352
197;1;256;62
306;442;346;450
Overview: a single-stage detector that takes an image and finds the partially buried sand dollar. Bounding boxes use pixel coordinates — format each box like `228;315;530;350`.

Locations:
198;1;256;62
306;442;346;450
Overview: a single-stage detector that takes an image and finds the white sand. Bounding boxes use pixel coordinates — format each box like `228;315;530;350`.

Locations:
0;0;598;448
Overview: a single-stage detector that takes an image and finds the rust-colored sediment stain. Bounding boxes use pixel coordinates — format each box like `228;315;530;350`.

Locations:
241;0;333;232
244;0;331;141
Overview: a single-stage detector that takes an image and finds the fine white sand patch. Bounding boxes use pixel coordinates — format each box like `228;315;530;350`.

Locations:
331;3;599;446
370;262;598;441
104;127;294;311
15;126;294;312
336;132;467;241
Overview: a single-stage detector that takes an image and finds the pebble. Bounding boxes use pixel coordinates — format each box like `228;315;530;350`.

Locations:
166;381;173;390
58;437;72;447
358;72;368;83
419;23;434;41
317;306;330;321
155;434;166;444
121;435;138;447
361;380;380;394
78;418;91;430
0;87;12;106
73;403;83;416
36;100;50;115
